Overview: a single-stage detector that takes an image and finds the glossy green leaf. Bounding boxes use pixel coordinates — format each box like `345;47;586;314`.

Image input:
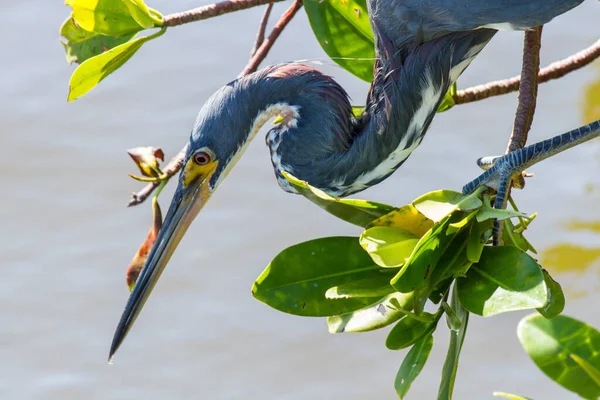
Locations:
466;219;492;263
536;269;565;319
493;392;533;400
391;212;466;293
60;16;135;64
367;204;434;237
437;288;468;400
328;291;415;333
426;226;472;302
360;227;420;268
395;334;434;399
457;246;547;316
437;83;457;113
518;314;600;400
68;28;164;101
253;236;383;317
412;188;484;223
571;354;600;387
325;271;396;299
66;0;161;36
304;0;374;82
386;313;438;350
282;172;395;227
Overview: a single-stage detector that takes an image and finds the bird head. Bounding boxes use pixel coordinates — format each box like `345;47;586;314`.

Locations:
109;64;356;358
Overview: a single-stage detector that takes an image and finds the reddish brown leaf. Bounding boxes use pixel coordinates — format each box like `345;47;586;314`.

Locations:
126;200;163;291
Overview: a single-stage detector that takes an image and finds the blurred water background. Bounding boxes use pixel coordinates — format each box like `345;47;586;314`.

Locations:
0;0;599;398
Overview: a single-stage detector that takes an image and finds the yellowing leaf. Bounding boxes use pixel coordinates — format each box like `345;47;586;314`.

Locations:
66;0;147;36
367;204;434;237
67;28;164;101
60;16;135;64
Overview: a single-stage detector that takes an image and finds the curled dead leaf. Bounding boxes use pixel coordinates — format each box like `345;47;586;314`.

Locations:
126;199;162;291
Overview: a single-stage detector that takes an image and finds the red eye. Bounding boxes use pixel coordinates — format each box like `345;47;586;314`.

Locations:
193;151;211;165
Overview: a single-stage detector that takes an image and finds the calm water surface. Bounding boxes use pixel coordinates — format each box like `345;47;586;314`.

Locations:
1;1;599;399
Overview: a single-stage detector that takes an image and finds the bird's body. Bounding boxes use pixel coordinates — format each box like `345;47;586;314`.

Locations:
110;0;587;357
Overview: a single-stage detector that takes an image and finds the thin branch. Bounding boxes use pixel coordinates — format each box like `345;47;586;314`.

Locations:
163;0;283;27
455;38;600;105
493;27;542;246
507;27;542;153
251;4;274;57
239;0;303;77
128;147;187;207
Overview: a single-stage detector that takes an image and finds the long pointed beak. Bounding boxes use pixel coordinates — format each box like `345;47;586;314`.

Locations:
109;175;212;359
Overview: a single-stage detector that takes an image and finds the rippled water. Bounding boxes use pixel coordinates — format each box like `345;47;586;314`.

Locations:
1;1;599;399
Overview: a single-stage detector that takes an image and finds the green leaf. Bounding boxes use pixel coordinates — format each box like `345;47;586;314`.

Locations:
466;219;492;263
437;83;457;113
391;212;468;293
457;246;547;317
443;301;462;331
412;189;484;223
328;291;415;333
386;313;438;350
360;227;420;268
304;0;374;82
60;16;135;64
352;106;365;117
325;273;396;299
518;314;600;400
253;237;384;317
367;204;434;237
66;0;161;36
282;172;395;227
571;354;600;387
437;288;469;400
476;195;529;222
67;28;165;101
536;269;565;319
493;392;534;400
395;334;434;399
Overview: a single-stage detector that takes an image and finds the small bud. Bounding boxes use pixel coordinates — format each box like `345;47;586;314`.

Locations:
126;199;163;291
127;147;165;178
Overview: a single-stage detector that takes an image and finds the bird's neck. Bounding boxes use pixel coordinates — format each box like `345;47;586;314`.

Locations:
238;31;494;197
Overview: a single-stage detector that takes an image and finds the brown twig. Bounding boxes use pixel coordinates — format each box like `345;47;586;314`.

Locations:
163;0;283;27
128;147;187;207
455;38;600;105
251;4;274;57
506;27;543;153
239;0;303;77
492;27;543;246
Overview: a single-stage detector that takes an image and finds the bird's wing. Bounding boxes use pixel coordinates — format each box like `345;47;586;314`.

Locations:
369;0;585;46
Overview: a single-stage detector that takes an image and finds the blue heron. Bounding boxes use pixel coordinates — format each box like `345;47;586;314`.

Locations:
110;0;597;357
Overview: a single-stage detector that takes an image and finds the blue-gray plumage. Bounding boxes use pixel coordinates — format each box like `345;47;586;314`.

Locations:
109;0;588;357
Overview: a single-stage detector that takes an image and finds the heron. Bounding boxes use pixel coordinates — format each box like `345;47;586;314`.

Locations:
110;0;597;357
